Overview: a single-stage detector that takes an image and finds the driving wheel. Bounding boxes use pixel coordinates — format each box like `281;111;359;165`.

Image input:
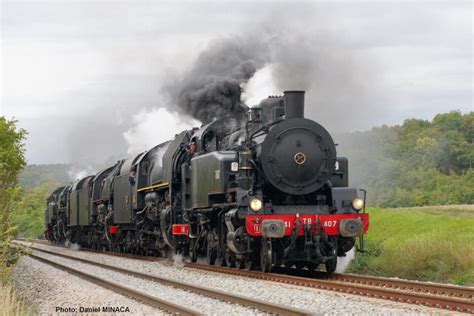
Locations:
260;239;273;272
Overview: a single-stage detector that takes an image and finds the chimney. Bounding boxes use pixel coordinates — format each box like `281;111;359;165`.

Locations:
284;90;305;119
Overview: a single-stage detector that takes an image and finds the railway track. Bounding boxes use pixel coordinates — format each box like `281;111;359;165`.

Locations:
185;263;474;313
29;253;199;315
19;243;312;316
16;239;474;313
16;238;163;262
329;272;473;299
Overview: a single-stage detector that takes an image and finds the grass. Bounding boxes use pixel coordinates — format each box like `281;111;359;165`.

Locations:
348;205;474;285
0;282;28;316
0;240;31;316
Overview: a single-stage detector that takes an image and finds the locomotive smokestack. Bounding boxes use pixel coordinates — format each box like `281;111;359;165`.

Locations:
284;90;305;119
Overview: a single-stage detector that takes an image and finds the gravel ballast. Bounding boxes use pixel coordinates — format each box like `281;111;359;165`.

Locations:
13;256;162;315
29;251;260;315
15;241;450;315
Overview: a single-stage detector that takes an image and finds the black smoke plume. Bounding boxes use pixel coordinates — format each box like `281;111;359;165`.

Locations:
165;28;378;131
167;36;270;123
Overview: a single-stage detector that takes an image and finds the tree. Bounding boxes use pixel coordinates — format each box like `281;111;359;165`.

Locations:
0;117;27;279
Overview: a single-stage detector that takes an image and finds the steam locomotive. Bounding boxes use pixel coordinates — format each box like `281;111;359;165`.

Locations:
45;91;369;273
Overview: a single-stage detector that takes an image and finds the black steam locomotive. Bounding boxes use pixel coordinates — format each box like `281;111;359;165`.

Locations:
45;91;369;273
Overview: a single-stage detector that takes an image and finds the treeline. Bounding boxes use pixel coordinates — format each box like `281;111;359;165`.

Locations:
337;111;473;207
12;183;59;239
13;165;71;238
19;164;70;189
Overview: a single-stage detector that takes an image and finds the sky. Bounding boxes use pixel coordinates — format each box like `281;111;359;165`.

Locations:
1;0;472;165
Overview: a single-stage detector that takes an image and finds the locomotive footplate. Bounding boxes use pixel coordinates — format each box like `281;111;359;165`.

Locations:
245;213;369;237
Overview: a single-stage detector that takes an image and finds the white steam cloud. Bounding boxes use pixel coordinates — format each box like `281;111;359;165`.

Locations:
336;248;355;273
67;166;95;181
172;253;185;268
241;64;278;107
123;108;199;155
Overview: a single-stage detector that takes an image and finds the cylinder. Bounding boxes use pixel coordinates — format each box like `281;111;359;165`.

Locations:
284;90;305;119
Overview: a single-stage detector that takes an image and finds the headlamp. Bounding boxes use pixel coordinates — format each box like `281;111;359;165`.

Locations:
249;198;263;212
352;198;364;211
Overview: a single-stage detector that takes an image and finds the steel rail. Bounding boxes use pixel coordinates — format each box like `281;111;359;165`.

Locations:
329;272;474;299
185;263;474;313
16;238;166;262
28;254;199;315
27;245;312;316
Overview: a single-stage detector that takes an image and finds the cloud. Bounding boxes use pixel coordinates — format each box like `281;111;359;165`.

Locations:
1;1;471;165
